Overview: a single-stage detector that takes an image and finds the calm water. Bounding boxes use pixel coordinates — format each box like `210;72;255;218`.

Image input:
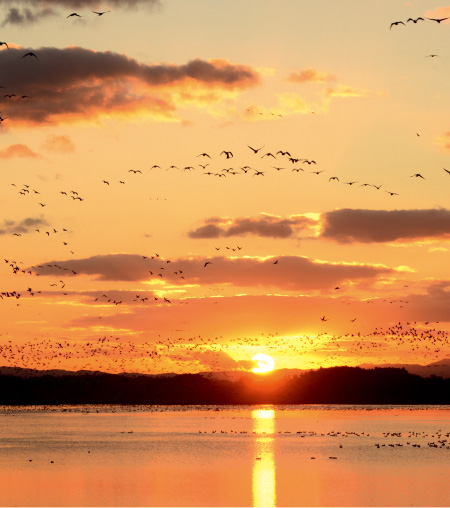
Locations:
1;405;450;507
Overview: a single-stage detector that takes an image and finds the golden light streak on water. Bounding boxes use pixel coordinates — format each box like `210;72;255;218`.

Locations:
252;407;276;507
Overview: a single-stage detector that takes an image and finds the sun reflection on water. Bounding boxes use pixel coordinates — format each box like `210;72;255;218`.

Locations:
252;407;276;508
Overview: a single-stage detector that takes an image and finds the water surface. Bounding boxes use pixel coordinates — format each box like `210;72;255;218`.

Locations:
1;405;449;506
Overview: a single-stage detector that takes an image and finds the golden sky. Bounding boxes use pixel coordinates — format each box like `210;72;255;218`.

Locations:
1;0;450;374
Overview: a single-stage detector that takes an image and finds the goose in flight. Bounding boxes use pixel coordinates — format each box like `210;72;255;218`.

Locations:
427;17;449;23
390;20;406;29
67;12;81;17
21;52;38;61
248;145;264;153
407;17;424;23
93;10;111;15
221;151;233;159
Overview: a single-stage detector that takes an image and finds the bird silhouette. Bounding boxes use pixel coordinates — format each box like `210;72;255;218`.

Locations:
21;52;38;61
427;17;449;23
390;21;406;29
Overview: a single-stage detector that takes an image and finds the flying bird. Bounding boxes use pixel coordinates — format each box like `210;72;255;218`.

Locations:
204;262;212;267
67;12;81;17
248;145;264;153
426;17;449;23
220;151;233;158
0;42;8;49
21;52;38;61
390;21;406;29
407;17;424;23
410;173;425;179
93;10;111;15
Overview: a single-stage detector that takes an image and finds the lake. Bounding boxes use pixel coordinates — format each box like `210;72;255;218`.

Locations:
1;405;449;506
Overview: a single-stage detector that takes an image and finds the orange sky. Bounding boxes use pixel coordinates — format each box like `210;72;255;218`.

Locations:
1;0;450;374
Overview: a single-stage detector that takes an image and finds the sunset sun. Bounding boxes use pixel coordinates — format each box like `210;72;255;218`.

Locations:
251;353;275;374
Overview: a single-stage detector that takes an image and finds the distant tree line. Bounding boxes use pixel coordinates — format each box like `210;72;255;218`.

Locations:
1;366;449;405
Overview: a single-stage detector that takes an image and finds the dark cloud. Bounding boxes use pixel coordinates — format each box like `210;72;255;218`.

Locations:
0;0;162;26
0;217;48;235
32;253;394;290
188;215;317;239
0;47;259;123
321;208;450;243
1;7;56;26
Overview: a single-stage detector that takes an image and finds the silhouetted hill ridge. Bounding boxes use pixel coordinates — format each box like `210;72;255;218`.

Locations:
1;366;449;405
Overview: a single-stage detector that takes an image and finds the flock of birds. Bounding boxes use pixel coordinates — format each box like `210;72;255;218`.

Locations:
2;133;450;373
1;10;450;375
0;320;448;375
390;16;449;29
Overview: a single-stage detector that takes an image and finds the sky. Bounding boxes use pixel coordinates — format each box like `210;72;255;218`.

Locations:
1;0;450;375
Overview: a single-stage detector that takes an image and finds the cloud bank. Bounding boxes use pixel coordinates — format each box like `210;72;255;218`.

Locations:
321;208;450;243
0;47;260;124
188;214;317;239
32;253;394;290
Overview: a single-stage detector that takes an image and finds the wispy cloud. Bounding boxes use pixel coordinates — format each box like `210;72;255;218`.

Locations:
287;68;337;84
0;0;162;26
42;134;76;153
0;217;48;235
434;131;450;151
0;144;39;158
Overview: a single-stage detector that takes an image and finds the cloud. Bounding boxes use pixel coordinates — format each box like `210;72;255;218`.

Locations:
0;47;260;124
0;216;48;235
188;214;318;239
324;84;386;99
0;0;162;26
0;143;39;158
42;134;76;153
189;350;251;371
1;6;56;26
434;131;450;151
287;68;337;84
424;6;450;23
321;208;450;243
32;253;394;290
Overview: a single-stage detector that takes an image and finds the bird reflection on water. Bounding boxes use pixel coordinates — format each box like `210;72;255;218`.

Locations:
252;407;276;508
